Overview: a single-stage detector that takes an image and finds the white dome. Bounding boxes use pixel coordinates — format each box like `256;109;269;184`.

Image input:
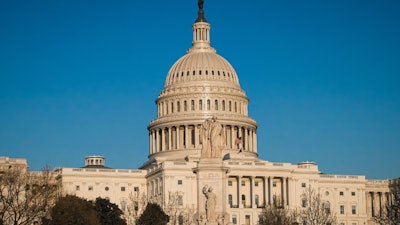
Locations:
165;51;240;88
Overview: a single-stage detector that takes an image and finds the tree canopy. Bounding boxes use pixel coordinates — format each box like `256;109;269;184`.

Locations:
42;195;127;225
94;197;126;225
42;195;100;225
136;203;168;225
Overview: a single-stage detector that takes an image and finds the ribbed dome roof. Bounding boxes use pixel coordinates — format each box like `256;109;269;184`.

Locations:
165;51;240;88
163;9;241;89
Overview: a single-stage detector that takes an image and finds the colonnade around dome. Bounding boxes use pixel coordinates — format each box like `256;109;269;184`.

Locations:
149;123;257;155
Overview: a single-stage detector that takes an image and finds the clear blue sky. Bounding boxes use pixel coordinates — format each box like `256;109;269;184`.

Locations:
1;0;399;179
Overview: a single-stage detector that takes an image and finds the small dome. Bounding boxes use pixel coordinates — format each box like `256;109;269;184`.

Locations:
165;51;240;88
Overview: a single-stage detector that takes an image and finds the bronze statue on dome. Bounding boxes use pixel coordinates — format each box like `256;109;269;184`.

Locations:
198;0;204;10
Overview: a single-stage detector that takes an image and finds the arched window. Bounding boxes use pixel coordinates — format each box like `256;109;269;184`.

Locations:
301;198;307;208
215;100;218;110
222;100;225;111
191;100;195;110
171;102;174;113
120;201;126;211
324;201;331;214
199;99;203;110
229;101;232;112
184;100;187;111
207;99;210;110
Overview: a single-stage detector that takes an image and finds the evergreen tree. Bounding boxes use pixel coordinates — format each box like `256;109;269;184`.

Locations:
136;203;168;225
94;197;126;225
42;195;100;225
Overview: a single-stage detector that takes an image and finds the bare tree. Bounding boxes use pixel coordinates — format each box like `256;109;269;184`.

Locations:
124;190;147;225
0;166;59;225
164;191;195;225
258;201;299;225
300;186;336;225
374;178;400;225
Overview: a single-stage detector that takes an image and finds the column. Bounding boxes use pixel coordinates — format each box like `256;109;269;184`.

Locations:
286;177;290;206
161;128;165;152
249;130;253;152
268;176;273;205
168;127;172;150
195;125;199;148
149;131;153;154
185;125;189;149
238;127;243;150
156;129;160;153
250;176;255;208
176;126;180;149
379;192;382;216
231;126;235;149
372;192;376;217
282;177;286;207
238;176;242;208
254;132;257;153
262;177;267;207
244;128;248;151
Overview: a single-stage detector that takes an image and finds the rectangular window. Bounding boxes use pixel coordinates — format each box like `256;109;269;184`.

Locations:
241;181;245;186
255;181;259;187
352;205;357;214
340;191;344;196
75;185;80;191
228;194;233;206
88;186;93;191
272;182;277;187
301;183;306;188
340;205;345;214
178;180;183;185
134;186;139;192
351;191;356;196
301;199;307;208
178;195;183;206
228;181;233;186
121;186;126;192
232;215;237;224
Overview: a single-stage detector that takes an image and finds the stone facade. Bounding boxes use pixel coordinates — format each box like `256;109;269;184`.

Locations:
6;2;394;225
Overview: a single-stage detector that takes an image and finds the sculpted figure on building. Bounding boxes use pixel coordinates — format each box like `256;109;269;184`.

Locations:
199;117;226;158
202;185;217;222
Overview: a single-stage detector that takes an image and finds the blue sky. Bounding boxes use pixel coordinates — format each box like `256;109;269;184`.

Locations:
0;0;399;179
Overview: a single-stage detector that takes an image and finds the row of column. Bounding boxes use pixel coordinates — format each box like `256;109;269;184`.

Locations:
149;124;257;154
228;176;289;209
367;191;390;218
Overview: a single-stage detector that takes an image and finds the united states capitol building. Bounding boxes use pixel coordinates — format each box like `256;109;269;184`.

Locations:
8;2;394;225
